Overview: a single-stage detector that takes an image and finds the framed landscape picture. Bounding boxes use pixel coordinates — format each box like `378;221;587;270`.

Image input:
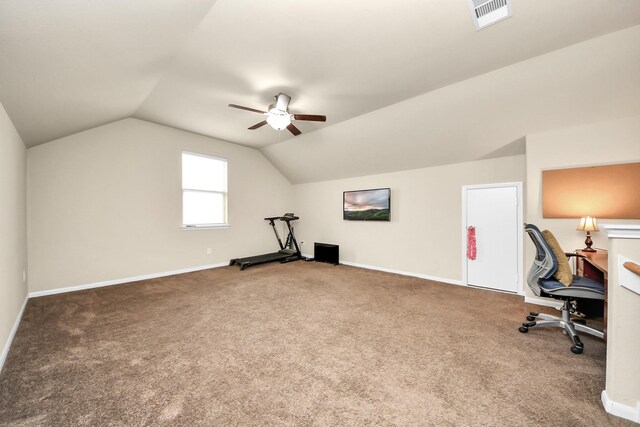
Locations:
343;188;390;221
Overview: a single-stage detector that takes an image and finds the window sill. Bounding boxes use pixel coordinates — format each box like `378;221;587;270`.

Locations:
181;224;229;230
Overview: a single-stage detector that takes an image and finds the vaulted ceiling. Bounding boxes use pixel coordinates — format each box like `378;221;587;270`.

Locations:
1;1;640;182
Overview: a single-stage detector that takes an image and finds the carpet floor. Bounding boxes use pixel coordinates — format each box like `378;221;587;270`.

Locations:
0;262;631;426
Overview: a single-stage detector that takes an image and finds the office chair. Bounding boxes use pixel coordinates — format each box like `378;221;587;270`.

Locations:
519;224;604;354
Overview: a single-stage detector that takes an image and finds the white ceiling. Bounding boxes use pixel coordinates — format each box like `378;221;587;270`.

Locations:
1;0;639;179
0;0;217;145
136;0;640;148
263;25;640;183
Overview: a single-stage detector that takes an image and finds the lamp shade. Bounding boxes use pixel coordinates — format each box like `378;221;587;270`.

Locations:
577;216;599;232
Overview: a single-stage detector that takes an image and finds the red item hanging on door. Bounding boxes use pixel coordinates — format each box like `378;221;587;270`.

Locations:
467;226;477;260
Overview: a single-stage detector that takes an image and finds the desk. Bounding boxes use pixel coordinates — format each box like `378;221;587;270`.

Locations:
576;249;608;338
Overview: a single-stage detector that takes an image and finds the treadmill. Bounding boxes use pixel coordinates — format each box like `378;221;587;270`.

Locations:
229;213;303;270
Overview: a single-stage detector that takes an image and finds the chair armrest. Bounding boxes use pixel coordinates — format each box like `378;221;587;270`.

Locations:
565;253;585;259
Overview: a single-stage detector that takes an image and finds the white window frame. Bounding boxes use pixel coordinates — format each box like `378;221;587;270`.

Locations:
181;151;228;229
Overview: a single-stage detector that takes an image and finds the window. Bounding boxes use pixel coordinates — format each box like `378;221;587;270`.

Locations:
182;151;228;227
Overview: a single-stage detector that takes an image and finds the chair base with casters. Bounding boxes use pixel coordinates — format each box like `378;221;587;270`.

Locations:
520;224;605;354
519;298;604;354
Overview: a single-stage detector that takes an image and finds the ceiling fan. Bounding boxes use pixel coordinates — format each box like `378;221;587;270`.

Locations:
228;93;326;136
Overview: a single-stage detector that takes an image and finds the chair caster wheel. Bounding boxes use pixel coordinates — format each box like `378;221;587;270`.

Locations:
519;326;528;333
526;315;536;321
571;345;584;354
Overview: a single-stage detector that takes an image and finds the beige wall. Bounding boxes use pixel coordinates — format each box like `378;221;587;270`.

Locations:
605;236;640;414
525;116;640;295
292;155;525;282
0;101;28;367
27;118;293;292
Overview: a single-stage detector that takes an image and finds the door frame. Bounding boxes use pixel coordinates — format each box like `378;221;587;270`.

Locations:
461;182;524;295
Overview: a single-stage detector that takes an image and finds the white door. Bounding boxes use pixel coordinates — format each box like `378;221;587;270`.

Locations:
465;185;519;293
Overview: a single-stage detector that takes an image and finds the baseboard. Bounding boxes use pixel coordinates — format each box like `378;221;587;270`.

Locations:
28;262;229;298
524;295;564;309
0;294;28;373
338;260;463;286
302;253;462;286
602;390;640;423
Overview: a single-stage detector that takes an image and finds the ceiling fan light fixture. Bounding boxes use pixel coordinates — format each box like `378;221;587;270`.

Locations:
266;109;291;130
228;93;326;136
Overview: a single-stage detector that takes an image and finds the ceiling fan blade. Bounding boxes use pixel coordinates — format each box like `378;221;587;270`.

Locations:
229;104;266;114
248;120;268;130
286;123;302;136
287;123;302;136
293;114;326;122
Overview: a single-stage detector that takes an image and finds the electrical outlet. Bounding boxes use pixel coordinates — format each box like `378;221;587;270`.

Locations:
22;270;26;283
206;248;212;255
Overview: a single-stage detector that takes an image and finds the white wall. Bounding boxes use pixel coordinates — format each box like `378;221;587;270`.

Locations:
0;101;28;369
293;155;525;283
525;116;640;271
605;235;640;421
27;118;293;292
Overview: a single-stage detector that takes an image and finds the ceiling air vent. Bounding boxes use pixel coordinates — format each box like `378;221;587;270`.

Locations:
467;0;512;31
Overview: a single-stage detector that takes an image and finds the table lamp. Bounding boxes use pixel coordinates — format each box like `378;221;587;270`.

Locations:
577;216;598;252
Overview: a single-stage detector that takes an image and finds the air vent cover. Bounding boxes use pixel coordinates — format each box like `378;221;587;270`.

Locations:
467;0;512;30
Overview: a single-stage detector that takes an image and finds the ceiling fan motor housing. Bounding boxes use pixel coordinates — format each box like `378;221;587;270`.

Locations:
275;93;291;112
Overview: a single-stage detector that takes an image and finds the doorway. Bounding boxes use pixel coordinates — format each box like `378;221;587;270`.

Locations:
462;182;523;293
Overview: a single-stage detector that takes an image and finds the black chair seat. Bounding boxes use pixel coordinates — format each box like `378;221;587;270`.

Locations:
539;275;604;293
